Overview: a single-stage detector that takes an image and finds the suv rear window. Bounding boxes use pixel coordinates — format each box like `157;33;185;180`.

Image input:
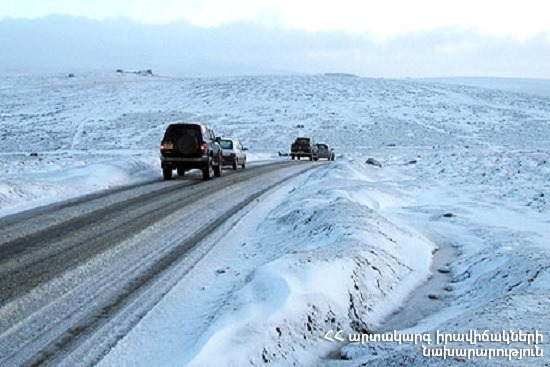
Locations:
295;138;311;145
219;140;233;149
163;124;201;142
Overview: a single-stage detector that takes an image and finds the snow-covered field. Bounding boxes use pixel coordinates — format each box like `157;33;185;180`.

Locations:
0;72;548;365
426;77;550;98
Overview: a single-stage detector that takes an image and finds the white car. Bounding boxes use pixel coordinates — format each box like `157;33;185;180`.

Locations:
219;138;248;170
314;142;335;161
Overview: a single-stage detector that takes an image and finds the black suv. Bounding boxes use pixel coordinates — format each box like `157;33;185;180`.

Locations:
160;122;222;181
291;137;318;161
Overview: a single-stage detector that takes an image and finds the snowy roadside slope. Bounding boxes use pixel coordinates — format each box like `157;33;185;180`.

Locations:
0;154;159;217
2;72;549;215
327;155;549;365
98;160;434;366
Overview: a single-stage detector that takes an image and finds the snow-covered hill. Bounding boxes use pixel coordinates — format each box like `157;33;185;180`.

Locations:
1;72;548;214
1;72;548;365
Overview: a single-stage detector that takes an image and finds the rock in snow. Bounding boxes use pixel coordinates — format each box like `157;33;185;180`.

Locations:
365;158;382;168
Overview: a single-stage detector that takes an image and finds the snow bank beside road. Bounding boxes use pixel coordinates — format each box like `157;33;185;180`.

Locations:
100;160;435;366
188;161;434;366
0;154;159;217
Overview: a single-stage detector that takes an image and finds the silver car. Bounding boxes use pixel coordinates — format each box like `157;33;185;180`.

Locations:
219;138;248;170
314;143;335;161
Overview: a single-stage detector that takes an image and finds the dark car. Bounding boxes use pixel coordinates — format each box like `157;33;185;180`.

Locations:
219;138;248;170
291;137;318;161
314;143;335;161
160;122;222;181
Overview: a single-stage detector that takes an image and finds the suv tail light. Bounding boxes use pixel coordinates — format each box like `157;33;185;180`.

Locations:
230;153;236;158
160;141;174;150
200;143;207;153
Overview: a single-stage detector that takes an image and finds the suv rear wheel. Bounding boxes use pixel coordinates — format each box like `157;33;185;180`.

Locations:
214;156;222;177
202;159;214;180
163;168;173;180
177;167;185;176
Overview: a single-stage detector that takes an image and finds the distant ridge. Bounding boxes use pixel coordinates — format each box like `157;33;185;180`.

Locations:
324;73;358;78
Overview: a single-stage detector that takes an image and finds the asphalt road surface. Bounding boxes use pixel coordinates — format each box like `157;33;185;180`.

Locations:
0;160;320;367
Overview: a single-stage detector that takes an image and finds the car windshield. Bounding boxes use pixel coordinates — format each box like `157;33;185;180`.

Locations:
219;140;233;149
295;138;310;145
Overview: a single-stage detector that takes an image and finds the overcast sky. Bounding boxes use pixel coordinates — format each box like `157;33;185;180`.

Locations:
1;0;549;77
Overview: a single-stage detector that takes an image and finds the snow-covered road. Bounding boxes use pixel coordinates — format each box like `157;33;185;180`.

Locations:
0;161;318;366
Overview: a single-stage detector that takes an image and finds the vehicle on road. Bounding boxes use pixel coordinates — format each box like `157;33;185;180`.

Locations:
160;122;222;181
290;137;317;161
314;143;335;161
219;138;248;170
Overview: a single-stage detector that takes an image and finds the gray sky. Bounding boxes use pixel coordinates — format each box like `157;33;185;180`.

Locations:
1;0;549;77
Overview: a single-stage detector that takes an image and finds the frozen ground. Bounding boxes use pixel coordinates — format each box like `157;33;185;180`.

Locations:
0;72;548;365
